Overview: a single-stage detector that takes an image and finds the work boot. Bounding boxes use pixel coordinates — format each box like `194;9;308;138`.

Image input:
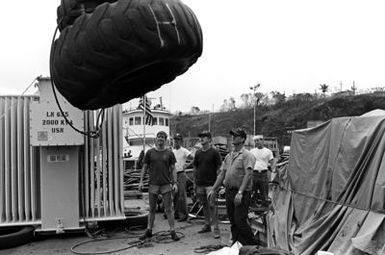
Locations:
139;229;152;240
170;230;180;241
198;224;211;233
213;227;220;239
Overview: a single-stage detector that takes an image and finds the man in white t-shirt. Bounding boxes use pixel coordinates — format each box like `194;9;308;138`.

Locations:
249;135;276;207
172;133;193;221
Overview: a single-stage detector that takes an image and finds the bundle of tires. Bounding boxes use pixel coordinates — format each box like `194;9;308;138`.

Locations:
52;0;203;110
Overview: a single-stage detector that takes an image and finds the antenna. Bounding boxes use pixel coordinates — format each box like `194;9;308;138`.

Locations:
159;97;163;109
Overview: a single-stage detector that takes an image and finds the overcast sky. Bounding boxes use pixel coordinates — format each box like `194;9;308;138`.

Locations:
1;0;385;112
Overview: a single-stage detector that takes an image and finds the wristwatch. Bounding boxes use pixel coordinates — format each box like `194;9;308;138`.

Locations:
237;190;243;195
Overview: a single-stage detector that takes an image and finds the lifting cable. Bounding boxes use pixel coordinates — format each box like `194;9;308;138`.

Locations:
49;23;104;139
70;229;185;255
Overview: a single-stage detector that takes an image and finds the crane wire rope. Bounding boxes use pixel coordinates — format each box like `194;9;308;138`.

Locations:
49;22;105;139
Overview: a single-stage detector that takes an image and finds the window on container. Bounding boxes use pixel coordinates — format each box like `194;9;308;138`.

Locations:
129;118;133;125
159;117;164;126
153;117;158;125
135;117;141;125
165;118;169;126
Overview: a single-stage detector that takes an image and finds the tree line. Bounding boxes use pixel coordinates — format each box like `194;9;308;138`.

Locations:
182;84;385;115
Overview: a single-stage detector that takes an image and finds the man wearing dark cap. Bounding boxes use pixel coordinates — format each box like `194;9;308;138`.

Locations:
172;133;193;221
193;130;222;239
139;131;180;241
209;128;258;245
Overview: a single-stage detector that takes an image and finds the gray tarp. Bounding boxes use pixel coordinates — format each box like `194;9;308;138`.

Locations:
268;110;385;255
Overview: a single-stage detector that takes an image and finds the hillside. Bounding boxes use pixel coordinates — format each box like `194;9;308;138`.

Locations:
170;93;385;147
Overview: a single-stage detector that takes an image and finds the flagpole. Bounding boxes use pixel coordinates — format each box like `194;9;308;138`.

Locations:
142;95;146;153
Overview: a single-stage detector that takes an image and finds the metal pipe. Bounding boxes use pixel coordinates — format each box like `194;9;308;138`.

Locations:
107;108;114;215
5;98;11;222
89;111;95;218
0;98;4;223
17;97;24;221
23;97;31;221
102;116;107;217
84;112;90;218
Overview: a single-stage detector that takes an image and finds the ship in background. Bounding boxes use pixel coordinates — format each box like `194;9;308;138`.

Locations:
122;96;172;167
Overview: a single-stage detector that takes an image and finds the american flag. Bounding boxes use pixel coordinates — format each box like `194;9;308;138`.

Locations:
138;96;154;125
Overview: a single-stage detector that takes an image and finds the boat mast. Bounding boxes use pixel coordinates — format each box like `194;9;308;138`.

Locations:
142;95;146;153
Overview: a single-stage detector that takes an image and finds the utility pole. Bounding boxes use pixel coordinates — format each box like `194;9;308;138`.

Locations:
208;113;211;132
249;84;260;137
208;104;214;132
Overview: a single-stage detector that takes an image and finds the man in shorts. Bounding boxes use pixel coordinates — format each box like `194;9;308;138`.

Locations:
138;131;180;241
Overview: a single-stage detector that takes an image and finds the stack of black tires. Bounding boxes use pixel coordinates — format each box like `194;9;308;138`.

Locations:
51;0;203;110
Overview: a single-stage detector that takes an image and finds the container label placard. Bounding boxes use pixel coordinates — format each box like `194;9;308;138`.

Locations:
30;101;84;146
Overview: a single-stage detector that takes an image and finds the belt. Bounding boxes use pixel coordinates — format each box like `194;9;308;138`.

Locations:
254;169;268;173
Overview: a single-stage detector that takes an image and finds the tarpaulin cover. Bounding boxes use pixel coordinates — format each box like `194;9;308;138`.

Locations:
268;110;385;255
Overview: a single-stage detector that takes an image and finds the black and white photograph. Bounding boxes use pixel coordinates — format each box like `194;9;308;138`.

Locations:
0;0;385;254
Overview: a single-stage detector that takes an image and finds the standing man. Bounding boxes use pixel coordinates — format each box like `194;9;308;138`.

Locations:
138;131;180;241
172;133;193;222
209;128;258;245
250;135;276;207
193;130;222;239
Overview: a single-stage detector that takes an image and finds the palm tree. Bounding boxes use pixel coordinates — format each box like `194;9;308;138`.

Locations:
351;82;357;95
319;84;329;97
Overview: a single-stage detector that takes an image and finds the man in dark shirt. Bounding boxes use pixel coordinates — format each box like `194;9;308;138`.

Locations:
209;128;258;245
139;131;180;241
193;130;222;239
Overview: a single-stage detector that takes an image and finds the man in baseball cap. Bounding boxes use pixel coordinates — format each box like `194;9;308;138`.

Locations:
193;130;222;238
198;130;212;139
209;127;258;245
173;133;183;140
229;128;247;140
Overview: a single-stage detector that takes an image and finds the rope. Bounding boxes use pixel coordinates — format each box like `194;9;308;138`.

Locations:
150;230;185;243
282;185;385;214
271;164;385;214
49;22;105;139
71;237;143;255
70;228;186;254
